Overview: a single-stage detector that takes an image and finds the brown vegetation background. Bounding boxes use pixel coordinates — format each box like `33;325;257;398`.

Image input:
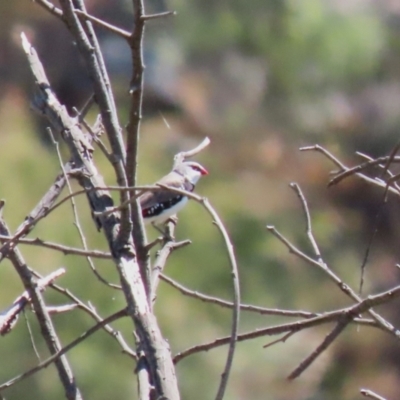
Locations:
2;1;400;399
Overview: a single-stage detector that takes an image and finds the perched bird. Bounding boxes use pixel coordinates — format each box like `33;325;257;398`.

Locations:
140;161;208;226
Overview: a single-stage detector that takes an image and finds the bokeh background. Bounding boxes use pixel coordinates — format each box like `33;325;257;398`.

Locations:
1;0;400;399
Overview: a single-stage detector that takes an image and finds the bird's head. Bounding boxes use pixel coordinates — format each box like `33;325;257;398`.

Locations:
175;161;208;185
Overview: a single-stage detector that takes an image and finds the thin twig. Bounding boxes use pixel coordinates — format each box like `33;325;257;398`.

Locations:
359;205;383;294
360;389;388;400
23;30;176;398
0;269;66;335
156;184;240;400
266;225;400;338
74;9;131;39
328;156;400;187
287;319;348;380
49;128;118;290
0;217;82;399
141;11;177;21
125;0;150;303
355;152;400;200
289;183;323;262
160;273;318;318
381;140;400;178
44;281;134;357
337;151;400;293
22;14;177;400
173;137;211;168
300;145;400;298
47;305;79;314
76;94;95;120
355;152;400;198
78;116;114;164
175;285;400;363
0;167;68;261
0;236;112;259
151;236;191;304
23;310;41;361
57;0;131;239
301;145;400;196
0;309;127;391
263;332;294;349
33;0;64;19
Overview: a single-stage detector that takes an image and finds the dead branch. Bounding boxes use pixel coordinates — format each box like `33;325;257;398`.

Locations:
156;184;240;400
0;166;69;261
0;268;65;335
74;9;131;39
0;309;127;392
0;236;111;259
151;235;191;304
287;319;348;380
173;137;211;168
328;155;400;187
58;0;131;247
21;31;179;400
300;145;400;196
141;11;176;21
45;282;135;358
266;225;400;338
174;285;400;364
360;389;388;400
0;217;82;399
161;273;323;318
50;128;119;290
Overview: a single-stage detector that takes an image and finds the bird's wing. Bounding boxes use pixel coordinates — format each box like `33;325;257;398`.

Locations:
139;172;194;211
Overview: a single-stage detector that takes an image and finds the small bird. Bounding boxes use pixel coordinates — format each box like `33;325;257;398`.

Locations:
140;161;208;226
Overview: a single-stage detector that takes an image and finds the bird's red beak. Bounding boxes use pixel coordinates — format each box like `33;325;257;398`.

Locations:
200;167;209;176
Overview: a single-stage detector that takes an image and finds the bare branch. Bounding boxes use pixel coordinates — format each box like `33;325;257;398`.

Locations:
301;145;400;196
289;183;323;262
141;11;177;21
136;355;153;400
263;332;294;349
173;137;211;168
23;309;41;361
156;184;240;400
46;282;135;358
381;139;400;178
0;165;69;261
47;305;79;314
74;9;131;39
287;320;348;380
21;31;179;400
0;236;112;259
175;286;400;363
33;0;64;19
78;115;114;163
328;156;400;187
55;0;131;241
266;225;400;338
124;0;150;302
49;128;119;290
0;269;66;335
151;235;191;303
0;309;127;392
360;389;388;400
354;152;400;200
0;218;82;399
160;273;318;318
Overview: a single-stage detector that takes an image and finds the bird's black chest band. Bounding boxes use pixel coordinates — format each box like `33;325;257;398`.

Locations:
142;195;184;218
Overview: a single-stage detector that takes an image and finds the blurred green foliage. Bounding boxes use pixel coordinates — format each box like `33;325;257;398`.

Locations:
1;0;400;399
